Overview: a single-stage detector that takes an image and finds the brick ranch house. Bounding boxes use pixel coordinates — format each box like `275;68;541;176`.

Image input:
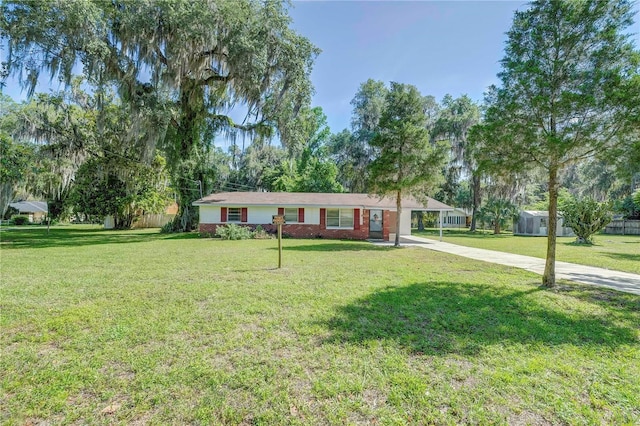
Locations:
193;192;453;241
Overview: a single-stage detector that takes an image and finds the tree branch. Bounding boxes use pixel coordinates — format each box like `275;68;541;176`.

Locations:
199;72;231;85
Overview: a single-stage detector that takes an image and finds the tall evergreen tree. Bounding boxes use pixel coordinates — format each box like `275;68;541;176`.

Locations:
479;0;640;287
369;82;447;247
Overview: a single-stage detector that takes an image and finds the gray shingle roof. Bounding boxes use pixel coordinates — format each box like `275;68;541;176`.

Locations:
9;201;48;213
193;192;453;211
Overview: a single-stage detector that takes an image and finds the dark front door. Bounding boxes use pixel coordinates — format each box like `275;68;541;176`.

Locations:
369;209;383;239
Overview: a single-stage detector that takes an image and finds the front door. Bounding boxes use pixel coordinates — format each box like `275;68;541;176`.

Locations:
369;209;383;239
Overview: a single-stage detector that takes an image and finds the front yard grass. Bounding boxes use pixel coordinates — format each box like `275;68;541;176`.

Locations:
413;228;640;274
1;226;639;424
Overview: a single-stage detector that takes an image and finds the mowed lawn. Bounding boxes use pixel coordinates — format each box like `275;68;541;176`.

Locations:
413;229;640;274
1;226;639;425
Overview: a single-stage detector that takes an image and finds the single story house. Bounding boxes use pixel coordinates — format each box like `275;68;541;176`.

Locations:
193;192;454;241
8;201;48;223
514;210;574;237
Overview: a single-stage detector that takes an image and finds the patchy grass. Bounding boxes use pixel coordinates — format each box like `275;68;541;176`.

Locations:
1;226;639;425
413;228;640;274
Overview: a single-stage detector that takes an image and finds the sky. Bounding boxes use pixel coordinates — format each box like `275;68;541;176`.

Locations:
287;1;526;132
2;1;638;137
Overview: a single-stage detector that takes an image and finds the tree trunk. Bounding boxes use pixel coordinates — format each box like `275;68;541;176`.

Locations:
395;189;402;247
470;173;481;232
543;165;559;288
167;82;206;232
0;182;15;218
115;214;133;229
171;173;201;232
48;198;67;221
417;211;424;231
494;220;500;235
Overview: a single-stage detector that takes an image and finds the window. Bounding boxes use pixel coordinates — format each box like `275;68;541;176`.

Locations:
326;208;353;228
284;208;298;223
540;218;547;227
227;207;241;222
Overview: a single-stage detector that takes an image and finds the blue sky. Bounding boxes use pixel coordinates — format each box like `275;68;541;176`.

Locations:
288;1;526;132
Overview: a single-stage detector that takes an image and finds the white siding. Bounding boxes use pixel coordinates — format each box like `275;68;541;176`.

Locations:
436;211;467;227
247;206;277;224
248;206;321;225
199;205;321;225
400;210;412;235
199;206;220;223
305;208;320;225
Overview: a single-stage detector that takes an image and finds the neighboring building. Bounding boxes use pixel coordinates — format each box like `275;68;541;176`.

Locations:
8;201;48;223
434;208;472;228
515;210;574;237
193;192;454;241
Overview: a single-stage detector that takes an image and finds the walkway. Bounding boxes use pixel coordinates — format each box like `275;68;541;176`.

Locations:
391;235;640;296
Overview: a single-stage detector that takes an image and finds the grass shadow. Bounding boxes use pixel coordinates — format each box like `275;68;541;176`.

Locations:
324;282;638;356
602;252;640;262
553;282;640;316
412;229;512;239
563;241;598;247
0;226;199;249
275;242;392;252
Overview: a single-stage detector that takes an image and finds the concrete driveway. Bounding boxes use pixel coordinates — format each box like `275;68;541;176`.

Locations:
391;235;640;295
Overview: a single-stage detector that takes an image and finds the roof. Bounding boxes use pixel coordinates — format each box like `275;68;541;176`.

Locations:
521;210;566;218
193;192;453;211
521;210;549;217
451;207;472;215
9;201;48;213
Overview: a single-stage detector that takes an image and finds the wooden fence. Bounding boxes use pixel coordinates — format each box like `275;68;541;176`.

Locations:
132;214;175;229
604;220;640;235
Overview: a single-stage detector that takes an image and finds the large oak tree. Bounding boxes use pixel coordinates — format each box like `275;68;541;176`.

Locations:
432;95;481;230
329;79;388;192
2;0;318;231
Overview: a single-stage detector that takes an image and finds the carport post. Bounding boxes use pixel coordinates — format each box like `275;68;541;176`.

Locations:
439;210;443;242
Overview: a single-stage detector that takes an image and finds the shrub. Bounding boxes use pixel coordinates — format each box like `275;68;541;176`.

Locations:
11;215;29;226
252;225;272;239
614;195;640;220
215;223;253;240
477;198;519;234
160;221;174;234
3;206;19;221
561;196;612;244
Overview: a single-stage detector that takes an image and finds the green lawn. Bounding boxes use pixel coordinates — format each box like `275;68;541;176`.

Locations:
2;226;639;424
412;229;640;274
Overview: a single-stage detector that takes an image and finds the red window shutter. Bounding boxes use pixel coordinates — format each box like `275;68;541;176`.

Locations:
354;208;360;230
278;207;284;216
241;207;248;223
298;208;305;223
220;207;227;222
320;208;326;229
